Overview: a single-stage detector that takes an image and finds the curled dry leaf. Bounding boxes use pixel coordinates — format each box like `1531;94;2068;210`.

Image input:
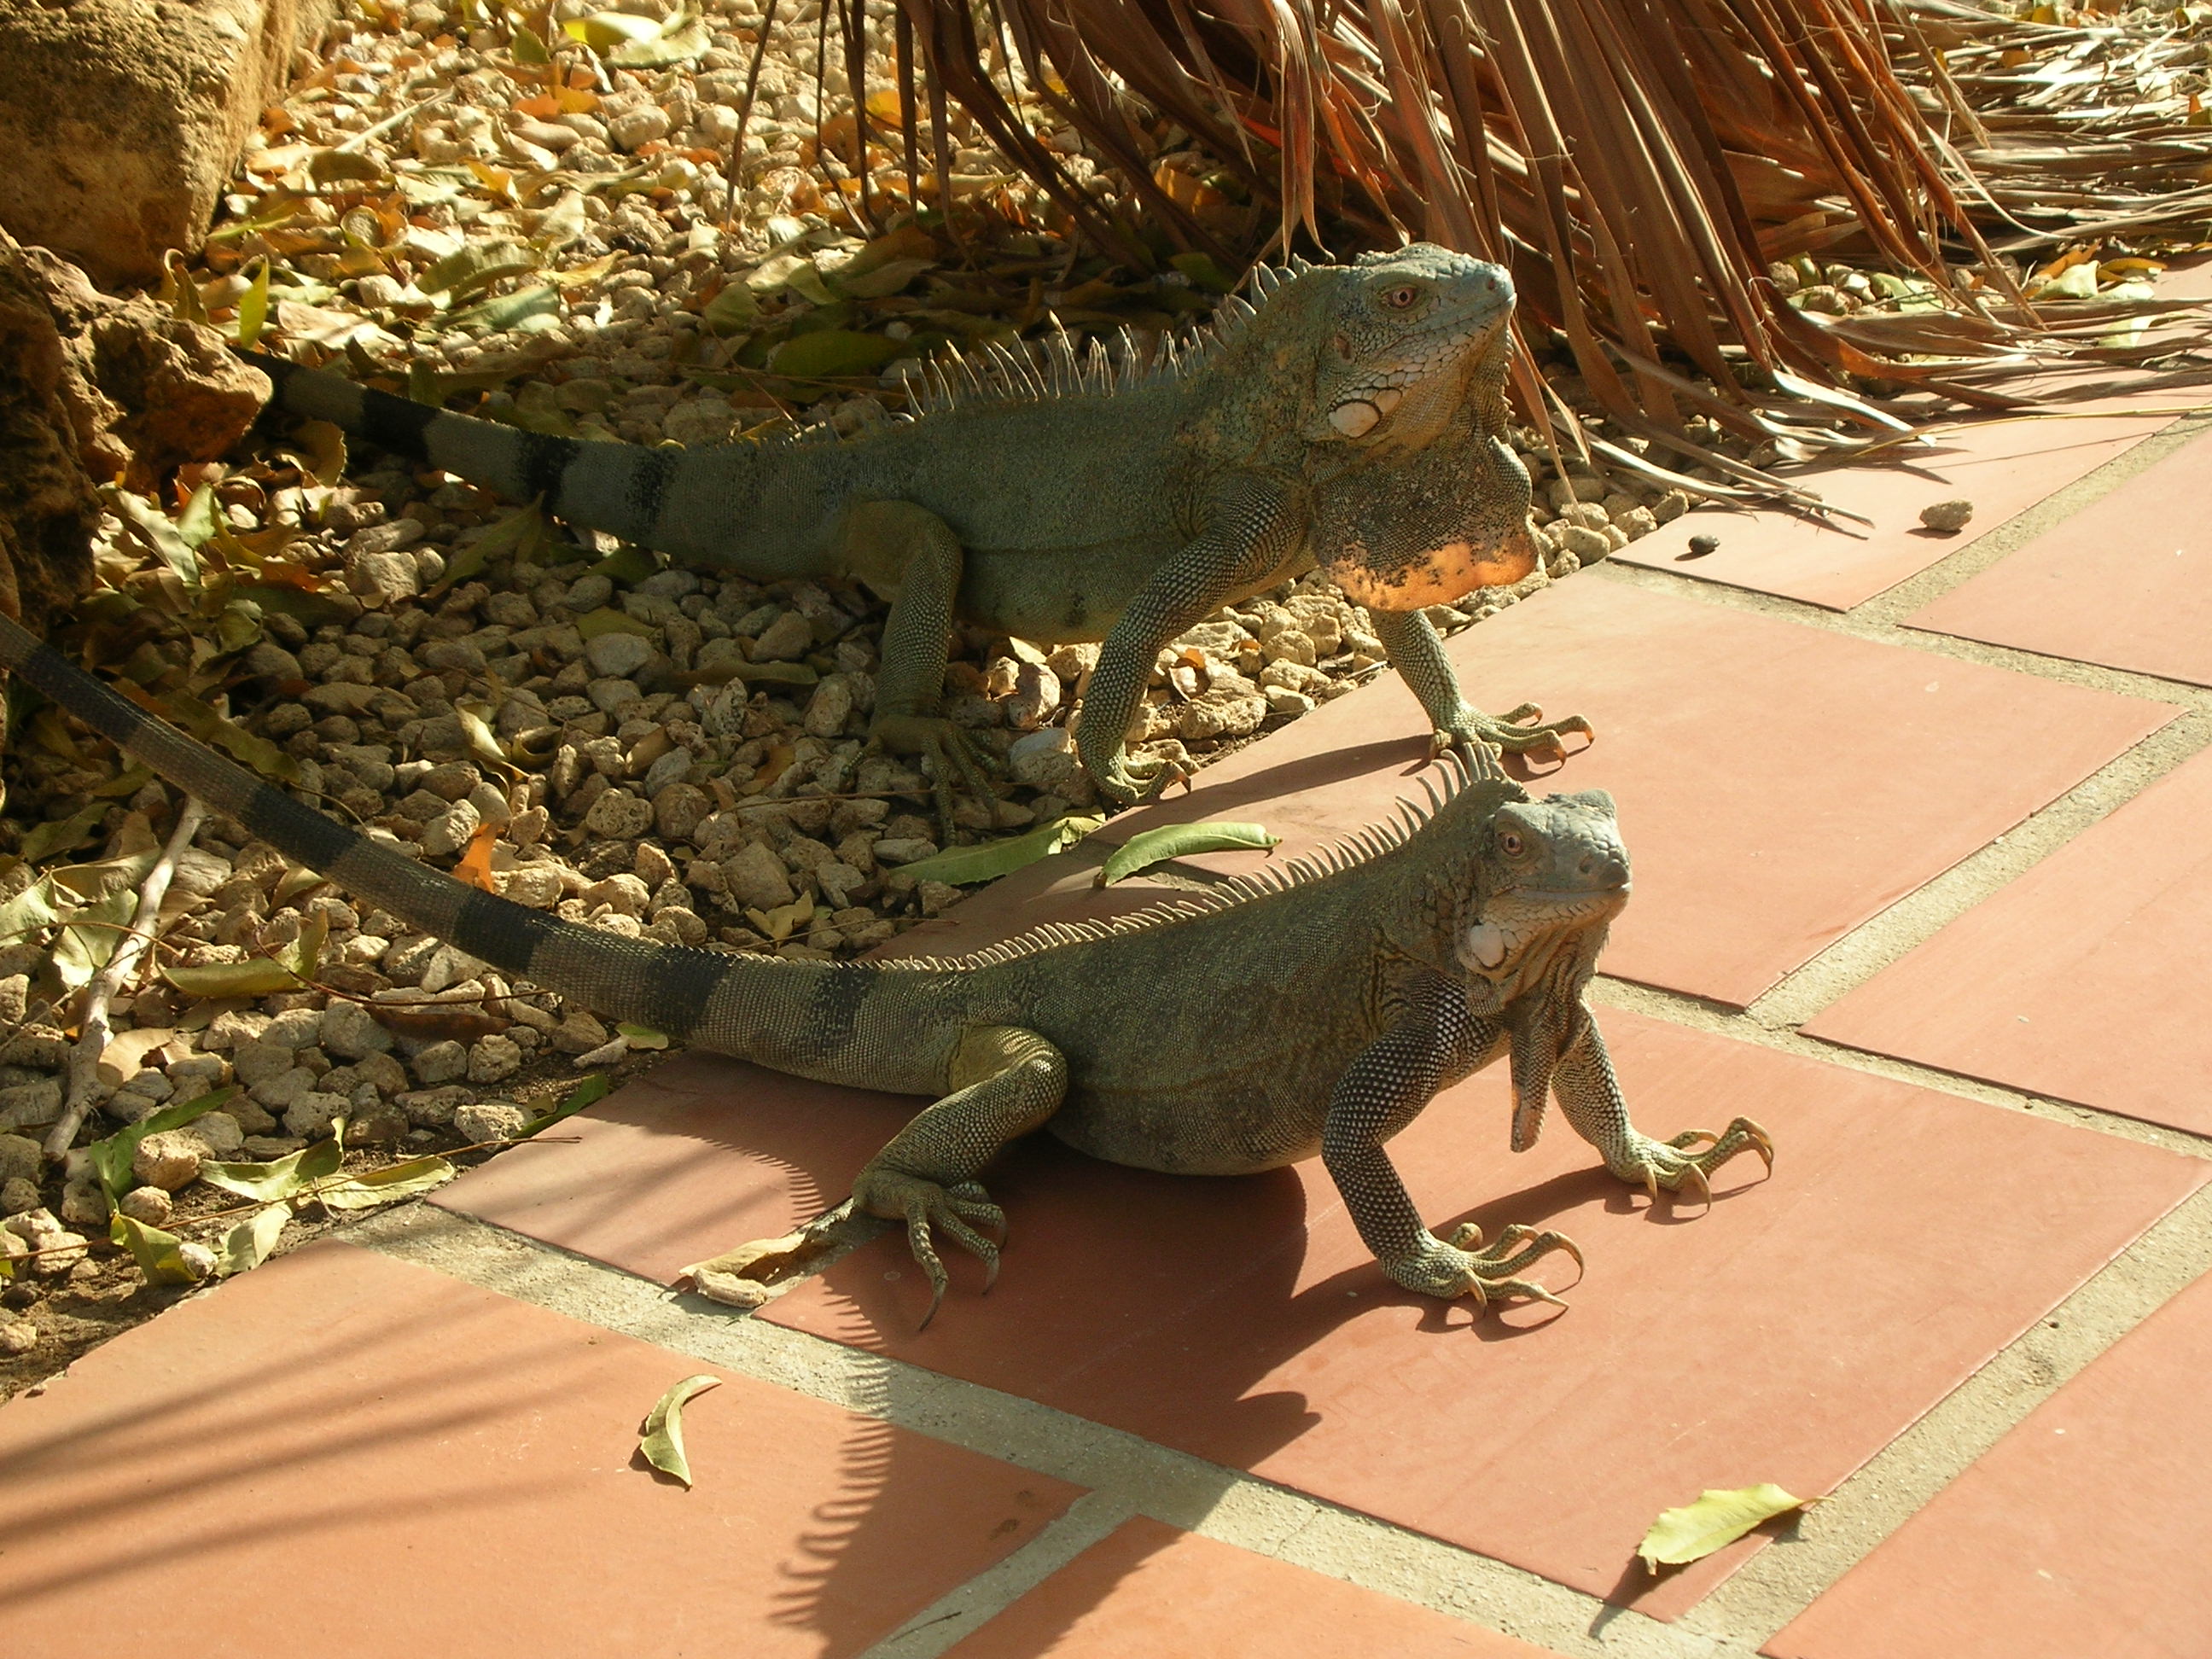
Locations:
638;1373;722;1488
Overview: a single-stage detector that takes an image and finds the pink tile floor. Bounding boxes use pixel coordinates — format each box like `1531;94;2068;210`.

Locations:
12;343;2212;1656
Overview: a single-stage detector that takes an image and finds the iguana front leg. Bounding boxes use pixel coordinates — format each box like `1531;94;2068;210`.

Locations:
683;1026;1066;1325
1078;480;1301;806
1549;1015;1773;1202
835;500;996;835
1322;973;1582;1310
1369;608;1592;772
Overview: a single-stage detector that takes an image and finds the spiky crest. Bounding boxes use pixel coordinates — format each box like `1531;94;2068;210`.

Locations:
882;255;1332;422
885;750;1484;973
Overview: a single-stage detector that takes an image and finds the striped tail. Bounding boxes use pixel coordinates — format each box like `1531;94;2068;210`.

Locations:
0;613;725;1039
242;350;685;549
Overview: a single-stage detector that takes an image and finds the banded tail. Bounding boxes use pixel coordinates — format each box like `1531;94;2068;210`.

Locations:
0;613;725;1039
243;350;687;550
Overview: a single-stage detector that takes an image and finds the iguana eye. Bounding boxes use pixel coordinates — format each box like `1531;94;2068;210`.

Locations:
1499;830;1524;856
1382;284;1418;309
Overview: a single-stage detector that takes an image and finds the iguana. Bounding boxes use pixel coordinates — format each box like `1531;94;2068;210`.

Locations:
0;613;1765;1322
240;242;1592;828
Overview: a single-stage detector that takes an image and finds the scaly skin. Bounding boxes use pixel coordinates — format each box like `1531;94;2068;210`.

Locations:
242;246;1585;825
3;614;1763;1325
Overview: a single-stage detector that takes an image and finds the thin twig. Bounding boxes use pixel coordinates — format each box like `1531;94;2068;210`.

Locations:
44;802;207;1164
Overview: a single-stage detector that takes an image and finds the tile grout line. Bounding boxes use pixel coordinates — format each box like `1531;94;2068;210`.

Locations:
1679;1179;2212;1646
346;1203;1747;1659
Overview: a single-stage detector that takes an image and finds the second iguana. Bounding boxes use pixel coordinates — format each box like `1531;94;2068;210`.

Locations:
242;243;1591;826
3;612;1765;1324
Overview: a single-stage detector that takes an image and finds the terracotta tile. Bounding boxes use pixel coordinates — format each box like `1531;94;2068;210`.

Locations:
748;1011;2206;1619
1614;407;2172;610
1805;743;2212;1138
1905;429;2212;685
973;578;2172;1009
1765;1266;2212;1659
942;1518;1563;1657
435;1046;927;1282
0;1241;1080;1658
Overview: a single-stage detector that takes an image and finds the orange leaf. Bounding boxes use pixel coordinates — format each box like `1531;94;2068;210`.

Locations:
455;819;500;893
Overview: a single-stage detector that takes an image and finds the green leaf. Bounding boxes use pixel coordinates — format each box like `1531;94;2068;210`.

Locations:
615;1022;667;1050
509;20;551;61
20;801;107;864
280;909;329;982
419;240;538;300
1169;251;1237;293
149;692;301;785
164;958;304;998
1637;1484;1806;1573
521;1073;611;1137
638;1374;721;1487
54;884;136;992
563;9;661;47
216;1204;291;1276
766;329;903;380
896;812;1104;887
605;8;710;66
829;257;934;300
589;543;660;586
89;1086;238;1202
701;282;760;335
104;486;203;587
201;1135;345;1202
312;1155;458;1210
236;258;272;347
174;482;221;550
1096;822;1278;887
110;1212;205;1285
441;282;562;335
576;605;656;639
746;249;836;305
433;501;547;597
0;874;61;945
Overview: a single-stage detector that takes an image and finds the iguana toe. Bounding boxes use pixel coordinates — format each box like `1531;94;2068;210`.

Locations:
1613;1116;1774;1204
1440;703;1595;770
853;1168;1007;1328
868;713;997;837
1095;748;1195;809
1383;1221;1582;1308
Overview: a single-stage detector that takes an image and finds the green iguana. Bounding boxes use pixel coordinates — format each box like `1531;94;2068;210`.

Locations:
241;243;1591;827
2;613;1765;1322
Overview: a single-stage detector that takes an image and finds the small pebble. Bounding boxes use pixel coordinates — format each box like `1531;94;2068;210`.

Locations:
1919;498;1974;533
1683;533;1720;559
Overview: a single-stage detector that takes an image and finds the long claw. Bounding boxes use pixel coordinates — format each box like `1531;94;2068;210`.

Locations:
1644;1169;1660;1202
1680;1161;1712;1205
1493;1277;1569;1309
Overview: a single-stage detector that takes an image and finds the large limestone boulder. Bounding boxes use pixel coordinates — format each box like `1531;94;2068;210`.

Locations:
0;0;338;289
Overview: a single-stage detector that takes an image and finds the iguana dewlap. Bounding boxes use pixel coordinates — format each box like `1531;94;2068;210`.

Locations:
242;244;1590;824
3;613;1767;1324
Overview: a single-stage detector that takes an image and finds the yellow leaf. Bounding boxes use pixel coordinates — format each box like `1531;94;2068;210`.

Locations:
638;1374;721;1487
1637;1484;1807;1573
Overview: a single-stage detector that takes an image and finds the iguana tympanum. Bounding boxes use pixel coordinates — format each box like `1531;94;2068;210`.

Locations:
241;243;1591;826
2;613;1766;1322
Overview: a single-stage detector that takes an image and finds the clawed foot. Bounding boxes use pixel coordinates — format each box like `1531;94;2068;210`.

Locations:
1382;1220;1585;1313
853;1168;1006;1328
1611;1117;1775;1204
868;713;997;838
1438;703;1596;771
1093;746;1195;809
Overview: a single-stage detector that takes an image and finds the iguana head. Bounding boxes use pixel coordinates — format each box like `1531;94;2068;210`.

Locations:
1455;789;1629;1006
1307;245;1515;446
1294;246;1534;610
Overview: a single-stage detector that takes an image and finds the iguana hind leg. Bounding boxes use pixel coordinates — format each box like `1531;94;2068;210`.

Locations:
683;1026;1066;1325
1322;972;1583;1311
1549;1017;1774;1202
837;500;996;835
1370;608;1593;771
